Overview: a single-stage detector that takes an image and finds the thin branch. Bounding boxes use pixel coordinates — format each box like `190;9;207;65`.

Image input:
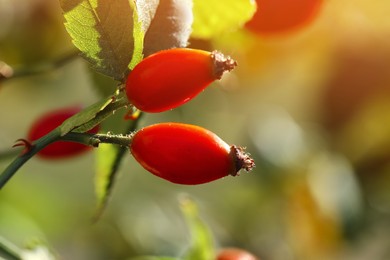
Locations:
0;51;80;83
0;130;135;190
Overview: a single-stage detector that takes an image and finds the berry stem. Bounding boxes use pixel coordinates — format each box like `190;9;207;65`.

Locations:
61;132;134;147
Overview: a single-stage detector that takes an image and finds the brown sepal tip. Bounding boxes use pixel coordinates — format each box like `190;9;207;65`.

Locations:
211;50;237;80
229;145;255;176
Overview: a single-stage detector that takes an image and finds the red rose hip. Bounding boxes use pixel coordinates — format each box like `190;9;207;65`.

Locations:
245;0;323;36
125;48;237;113
27;106;99;159
217;248;259;260
130;123;254;185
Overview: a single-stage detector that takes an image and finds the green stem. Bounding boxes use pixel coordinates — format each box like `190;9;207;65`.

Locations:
0;129;61;189
0;94;130;189
0;130;134;190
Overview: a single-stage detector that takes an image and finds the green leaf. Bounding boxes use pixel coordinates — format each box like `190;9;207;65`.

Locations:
59;96;115;135
93;111;143;220
60;0;158;81
94;143;119;214
191;0;256;39
128;0;146;69
180;197;215;260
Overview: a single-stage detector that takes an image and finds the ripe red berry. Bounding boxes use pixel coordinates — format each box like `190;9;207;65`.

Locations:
125;48;237;113
130;123;254;185
216;248;259;260
245;0;323;36
27;106;99;159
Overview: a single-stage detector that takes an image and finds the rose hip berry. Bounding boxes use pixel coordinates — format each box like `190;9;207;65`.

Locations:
245;0;323;36
217;248;259;260
130;123;254;185
27;106;99;159
125;48;237;113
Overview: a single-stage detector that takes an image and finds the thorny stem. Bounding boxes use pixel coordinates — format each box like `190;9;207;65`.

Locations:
0;130;61;189
0;94;131;189
0;131;135;190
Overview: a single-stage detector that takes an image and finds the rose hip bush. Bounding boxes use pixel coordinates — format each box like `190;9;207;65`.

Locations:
0;0;259;258
0;0;345;259
0;1;256;190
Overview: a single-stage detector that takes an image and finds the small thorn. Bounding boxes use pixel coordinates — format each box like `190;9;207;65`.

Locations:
12;139;33;155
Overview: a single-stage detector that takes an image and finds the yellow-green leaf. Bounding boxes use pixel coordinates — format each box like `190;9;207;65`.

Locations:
192;0;256;39
94;143;119;213
59;96;115;135
180;197;215;260
93;112;143;220
60;0;158;81
129;0;147;69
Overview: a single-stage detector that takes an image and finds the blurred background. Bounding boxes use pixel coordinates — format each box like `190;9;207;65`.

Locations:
2;0;390;259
